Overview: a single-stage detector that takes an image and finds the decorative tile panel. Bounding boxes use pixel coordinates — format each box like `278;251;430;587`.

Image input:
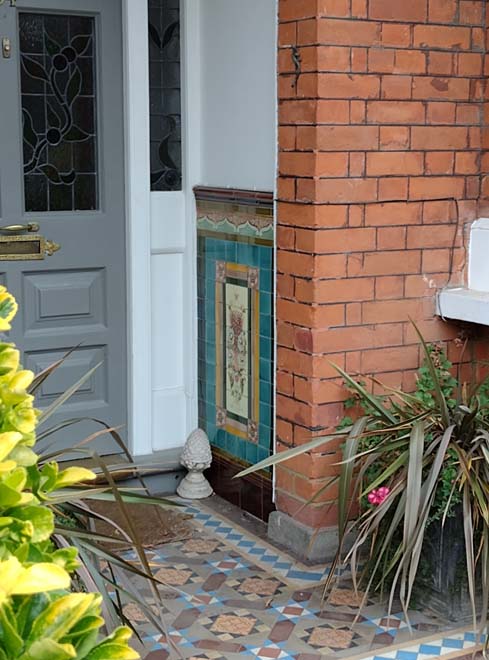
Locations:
196;188;273;469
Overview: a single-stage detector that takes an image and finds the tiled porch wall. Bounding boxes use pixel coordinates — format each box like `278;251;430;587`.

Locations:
196;189;274;517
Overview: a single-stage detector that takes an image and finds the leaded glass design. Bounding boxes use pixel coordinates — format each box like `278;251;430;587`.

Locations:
19;13;98;212
148;0;182;191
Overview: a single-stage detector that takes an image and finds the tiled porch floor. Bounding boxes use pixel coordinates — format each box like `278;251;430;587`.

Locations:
123;498;482;660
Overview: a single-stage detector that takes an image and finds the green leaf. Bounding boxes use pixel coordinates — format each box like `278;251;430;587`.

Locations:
411;320;451;427
9;445;38;467
235;431;347;478
83;627;138;660
4;466;27;492
463;486;477;630
400;421;425;610
54;467;96;489
0;602;23;657
11;562;70;596
338;418;367;539
403;421;424;544
78;490;181;508
15;593;50;639
0;482;22;507
0;431;23;461
38;365;101;425
19;639;76;660
9;506;54;543
333;363;398;424
28;594;96;643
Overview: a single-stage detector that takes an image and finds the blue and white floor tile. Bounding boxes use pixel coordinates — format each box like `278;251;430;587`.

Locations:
120;498;482;660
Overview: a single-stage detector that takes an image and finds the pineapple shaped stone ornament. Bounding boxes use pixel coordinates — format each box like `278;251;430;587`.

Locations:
177;428;213;499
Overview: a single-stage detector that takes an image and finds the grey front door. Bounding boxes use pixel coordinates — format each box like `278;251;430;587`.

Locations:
0;0;127;453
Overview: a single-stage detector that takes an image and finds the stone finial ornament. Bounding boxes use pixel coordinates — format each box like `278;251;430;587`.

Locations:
176;428;213;499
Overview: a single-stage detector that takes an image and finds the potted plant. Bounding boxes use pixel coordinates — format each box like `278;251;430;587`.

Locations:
239;326;489;633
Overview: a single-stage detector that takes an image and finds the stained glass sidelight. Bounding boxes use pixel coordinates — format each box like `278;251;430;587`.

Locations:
19;13;98;212
148;0;182;191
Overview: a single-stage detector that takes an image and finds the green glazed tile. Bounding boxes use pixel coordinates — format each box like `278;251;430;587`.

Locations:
260;379;272;405
260;358;272;383
259;246;272;269
260;292;272;315
260;336;272;362
259;313;272;338
224;242;237;262
259;423;271;442
214;429;225;449
257;445;270;463
261;271;272;294
237;243;251;263
259;402;271;428
245;442;258;465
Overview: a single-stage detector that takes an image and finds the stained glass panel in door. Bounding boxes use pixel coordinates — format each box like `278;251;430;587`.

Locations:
19;13;98;212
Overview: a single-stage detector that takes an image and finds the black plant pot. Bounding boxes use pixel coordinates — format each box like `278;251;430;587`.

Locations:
420;509;479;622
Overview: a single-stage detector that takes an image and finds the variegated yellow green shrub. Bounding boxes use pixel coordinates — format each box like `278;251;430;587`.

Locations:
0;286;138;660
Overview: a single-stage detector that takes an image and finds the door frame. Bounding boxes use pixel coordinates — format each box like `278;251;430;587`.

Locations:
123;0;152;456
122;0;200;455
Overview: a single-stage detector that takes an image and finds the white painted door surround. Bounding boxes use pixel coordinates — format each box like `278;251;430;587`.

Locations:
123;0;200;455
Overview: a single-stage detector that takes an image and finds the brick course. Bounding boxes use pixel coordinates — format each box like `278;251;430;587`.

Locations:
276;0;487;528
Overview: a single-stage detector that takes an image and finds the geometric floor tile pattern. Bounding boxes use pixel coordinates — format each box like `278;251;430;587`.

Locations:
120;498;483;659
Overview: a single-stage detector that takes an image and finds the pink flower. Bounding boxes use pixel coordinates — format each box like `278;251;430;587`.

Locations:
367;486;390;506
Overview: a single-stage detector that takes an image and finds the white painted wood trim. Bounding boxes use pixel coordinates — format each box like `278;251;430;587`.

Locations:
182;0;202;435
469;218;489;292
123;0;153;456
147;0;202;452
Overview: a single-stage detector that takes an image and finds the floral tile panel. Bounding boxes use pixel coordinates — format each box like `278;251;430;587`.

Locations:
197;191;274;467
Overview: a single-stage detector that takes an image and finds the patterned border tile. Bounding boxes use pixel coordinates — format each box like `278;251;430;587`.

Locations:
178;499;336;587
350;628;485;660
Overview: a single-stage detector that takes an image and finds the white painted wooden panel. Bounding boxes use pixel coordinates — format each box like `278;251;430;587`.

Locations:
151;254;184;390
151;192;186;253
152;387;187;451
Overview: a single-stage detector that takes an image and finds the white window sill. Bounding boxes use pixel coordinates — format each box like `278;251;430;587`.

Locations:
437;287;489;326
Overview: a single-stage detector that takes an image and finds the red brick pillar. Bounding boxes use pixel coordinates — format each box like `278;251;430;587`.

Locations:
273;0;485;560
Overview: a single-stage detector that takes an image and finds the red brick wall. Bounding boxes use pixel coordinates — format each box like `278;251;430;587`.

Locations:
276;0;487;529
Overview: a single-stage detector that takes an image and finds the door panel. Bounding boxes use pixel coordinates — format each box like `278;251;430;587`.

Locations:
23;268;106;335
24;346;107;409
0;0;126;454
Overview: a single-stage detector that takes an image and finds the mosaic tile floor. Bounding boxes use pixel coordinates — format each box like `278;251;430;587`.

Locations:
120;498;484;660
